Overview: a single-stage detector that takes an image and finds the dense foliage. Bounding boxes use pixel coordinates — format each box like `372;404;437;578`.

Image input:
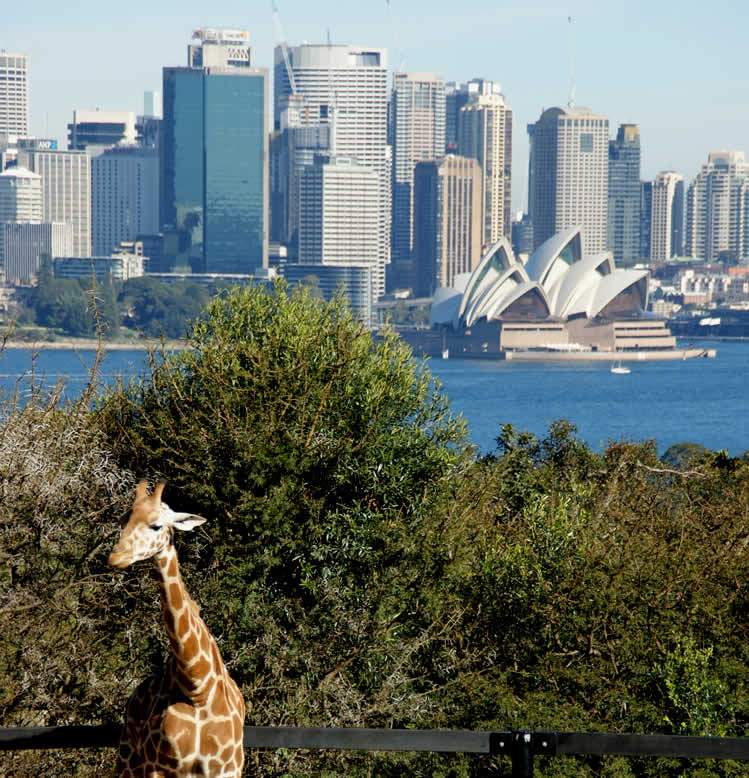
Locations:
0;284;746;776
13;261;216;340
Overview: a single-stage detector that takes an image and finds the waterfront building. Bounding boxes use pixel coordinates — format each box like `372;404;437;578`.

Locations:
431;225;675;353
282;263;373;324
92;145;159;256
0;51;28;137
390;72;445;289
607;124;641;265
527;105;609;255
162;27;268;274
54;251;144;282
274;43;390;298
3;222;73;282
15;145;91;257
685;151;749;263
650;171;684;263
67;110;138;155
413;155;482;297
458;90;512;245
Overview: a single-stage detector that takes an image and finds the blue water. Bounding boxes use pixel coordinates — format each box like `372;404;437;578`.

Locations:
1;340;747;457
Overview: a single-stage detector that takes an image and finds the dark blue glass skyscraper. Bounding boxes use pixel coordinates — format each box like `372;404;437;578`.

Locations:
161;30;268;274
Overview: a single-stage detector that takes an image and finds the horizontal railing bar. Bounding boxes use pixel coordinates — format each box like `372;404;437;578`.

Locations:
0;726;746;761
243;726;494;752
555;732;749;760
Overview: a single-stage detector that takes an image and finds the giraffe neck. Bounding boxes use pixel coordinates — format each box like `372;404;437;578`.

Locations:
153;541;219;703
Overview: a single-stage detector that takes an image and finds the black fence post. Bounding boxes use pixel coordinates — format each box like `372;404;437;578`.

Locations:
511;731;533;777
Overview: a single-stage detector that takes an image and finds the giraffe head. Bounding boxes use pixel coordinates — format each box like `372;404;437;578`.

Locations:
109;480;207;570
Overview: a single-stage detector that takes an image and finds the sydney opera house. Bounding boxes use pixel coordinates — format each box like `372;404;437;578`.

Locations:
428;226;677;354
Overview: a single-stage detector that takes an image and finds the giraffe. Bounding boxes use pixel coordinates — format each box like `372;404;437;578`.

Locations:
108;480;245;777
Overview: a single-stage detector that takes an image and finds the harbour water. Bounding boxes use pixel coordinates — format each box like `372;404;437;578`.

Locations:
1;339;746;458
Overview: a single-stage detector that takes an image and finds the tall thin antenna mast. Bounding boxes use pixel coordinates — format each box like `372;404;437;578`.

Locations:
568;15;576;107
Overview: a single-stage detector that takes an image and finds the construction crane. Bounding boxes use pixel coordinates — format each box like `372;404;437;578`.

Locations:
272;0;297;95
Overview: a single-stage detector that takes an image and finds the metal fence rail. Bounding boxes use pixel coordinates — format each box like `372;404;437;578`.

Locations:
1;725;747;777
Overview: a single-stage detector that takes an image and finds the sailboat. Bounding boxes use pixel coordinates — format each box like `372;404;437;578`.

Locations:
610;360;631;375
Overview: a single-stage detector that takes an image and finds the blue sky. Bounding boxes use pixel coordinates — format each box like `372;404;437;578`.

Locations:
6;0;748;210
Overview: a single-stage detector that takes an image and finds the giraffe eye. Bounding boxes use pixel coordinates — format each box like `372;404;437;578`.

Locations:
150;524;162;532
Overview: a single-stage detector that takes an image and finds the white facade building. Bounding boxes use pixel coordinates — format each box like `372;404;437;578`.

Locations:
650;171;684;263
528;105;609;255
0;51;28;137
91;145;159;255
458;91;512;246
298;155;380;267
16;148;91;257
3;222;73;282
274;43;390;298
0;166;42;223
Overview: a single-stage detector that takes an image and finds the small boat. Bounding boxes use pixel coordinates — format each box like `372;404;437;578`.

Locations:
610;360;631;375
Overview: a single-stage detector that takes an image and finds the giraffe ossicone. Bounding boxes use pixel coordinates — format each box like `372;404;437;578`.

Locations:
109;480;245;777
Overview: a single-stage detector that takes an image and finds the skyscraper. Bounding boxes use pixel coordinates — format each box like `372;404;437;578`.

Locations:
413;155;482;297
527;105;609;254
0;51;28;137
390;72;445;287
92;145;159;255
639;181;652;260
298;154;380;268
685;151;749;263
445;78;500;152
162;28;268;274
16;144;91;257
458;90;512;246
274;43;390;297
650;171;684;263
607;124;641;265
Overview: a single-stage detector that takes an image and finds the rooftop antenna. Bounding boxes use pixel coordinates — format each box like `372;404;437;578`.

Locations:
567;15;576;107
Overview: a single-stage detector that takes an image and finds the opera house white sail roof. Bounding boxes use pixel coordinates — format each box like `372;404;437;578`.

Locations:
430;226;649;329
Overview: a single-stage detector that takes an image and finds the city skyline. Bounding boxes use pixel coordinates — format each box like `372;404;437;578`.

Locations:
6;0;748;213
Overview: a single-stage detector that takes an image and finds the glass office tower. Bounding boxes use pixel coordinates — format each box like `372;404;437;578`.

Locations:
162;38;268;274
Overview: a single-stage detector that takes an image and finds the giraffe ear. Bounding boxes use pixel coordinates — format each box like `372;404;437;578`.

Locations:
171;513;207;532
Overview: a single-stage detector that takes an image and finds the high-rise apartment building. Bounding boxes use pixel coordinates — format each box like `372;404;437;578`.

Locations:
274;43;390;298
390;72;445;284
413;155;482;297
16;146;91;257
458;91;512;246
162;28;268;274
92;145;159;255
685;151;749;263
650;171;684;263
0;51;28;137
607;124;641;264
527;105;609;254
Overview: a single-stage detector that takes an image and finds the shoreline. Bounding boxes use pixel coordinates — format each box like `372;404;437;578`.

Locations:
1;339;188;351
